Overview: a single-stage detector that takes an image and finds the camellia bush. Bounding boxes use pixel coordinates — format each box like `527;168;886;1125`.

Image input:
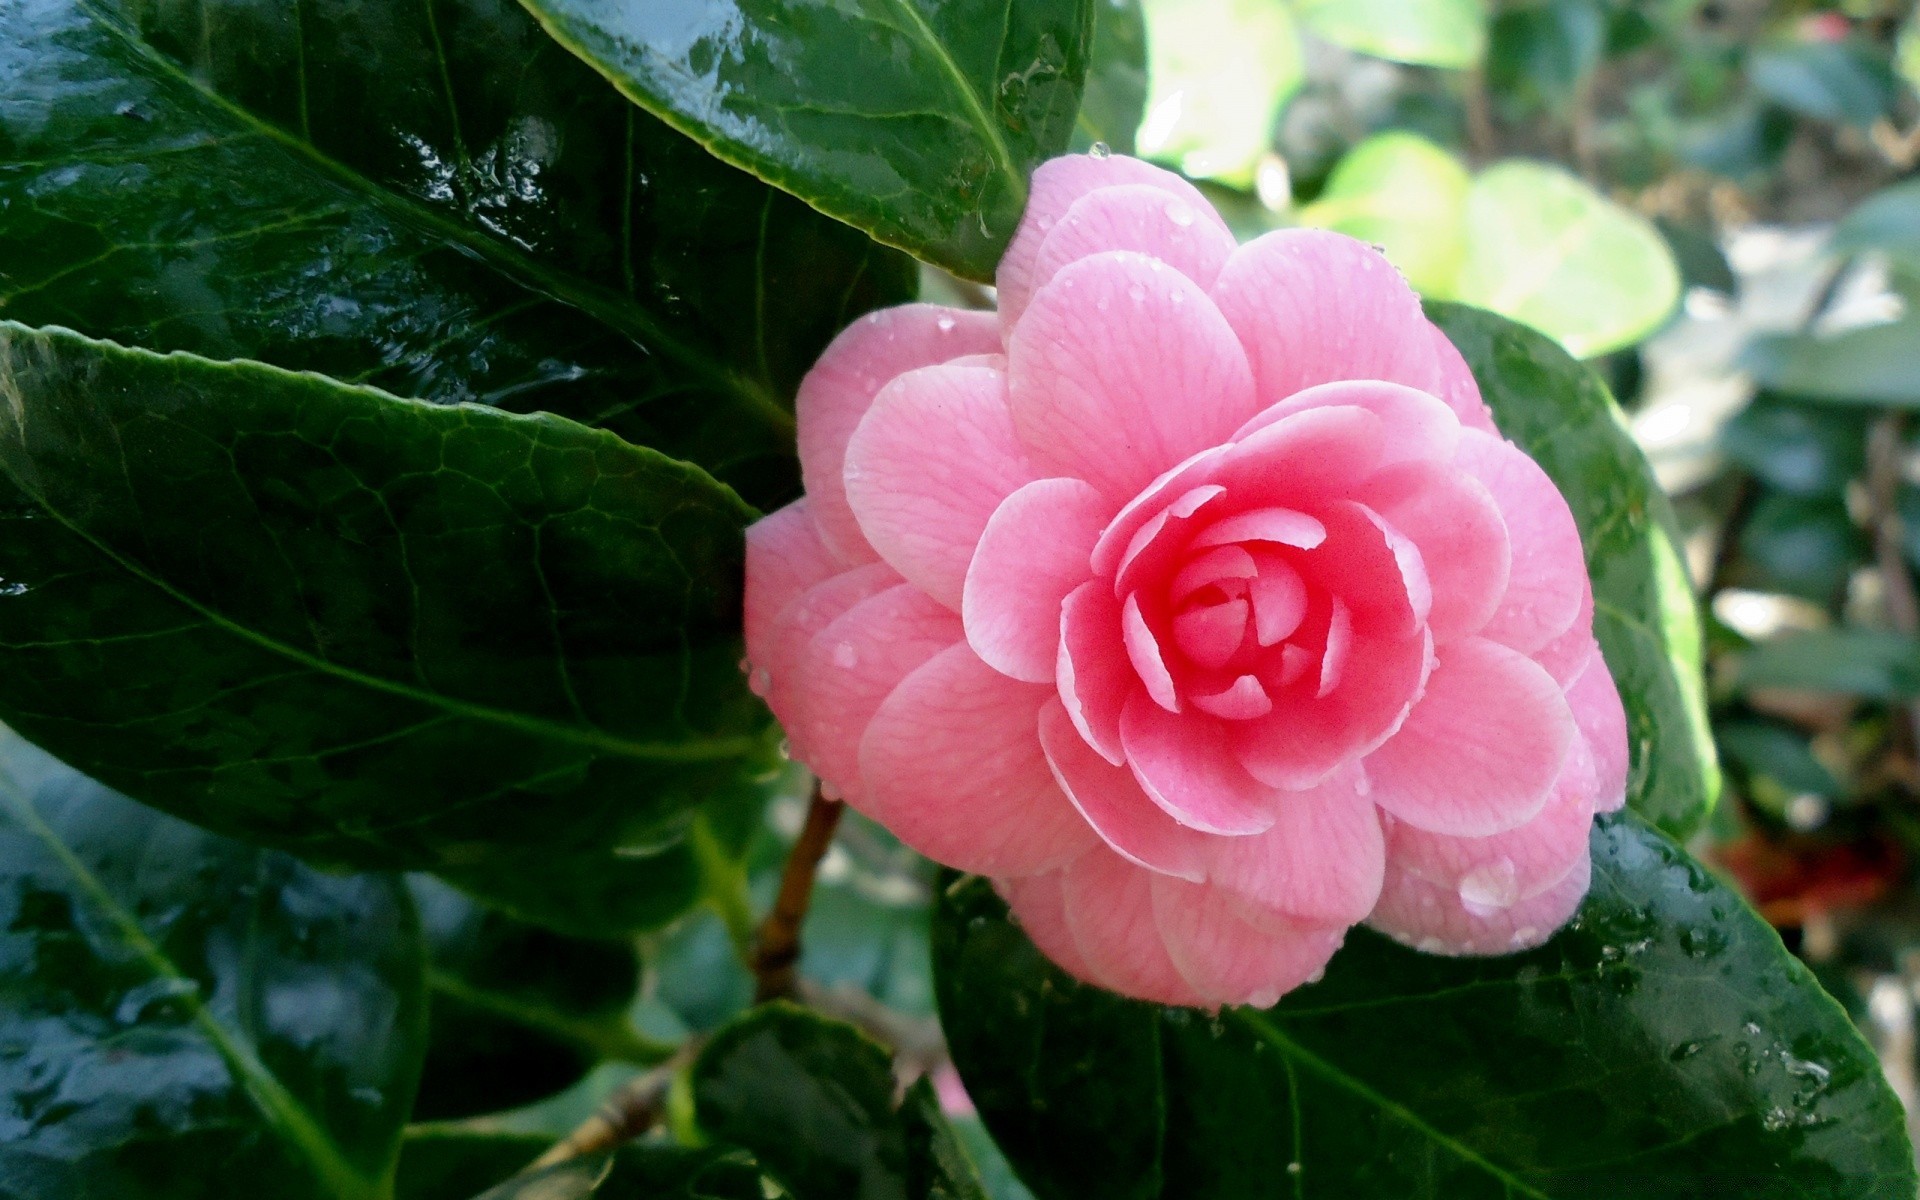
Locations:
0;0;1916;1198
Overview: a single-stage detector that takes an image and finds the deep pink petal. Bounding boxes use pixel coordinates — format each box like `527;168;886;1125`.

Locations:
1062;848;1211;1006
1121;692;1277;835
1059;582;1131;764
860;643;1097;874
1368;850;1589;956
1319;598;1353;698
1009;251;1257;500
1150;877;1346;1008
1169;545;1258;602
795;584;963;807
1366;638;1575;837
1210;405;1388;507
1248;553;1308;646
1202;763;1384;926
1426;320;1500;434
1115;486;1231;598
744;499;842;683
1090;446;1235;580
1210;230;1445;406
1190;674;1273;719
998;154;1226;328
761;562;901;761
1039;697;1209;880
1173;599;1251;672
1456;430;1586;655
1567;646;1629;813
798;304;1001;562
844;363;1037;608
1191;507;1326;551
1029;184;1237;304
1122;593;1181;711
1297;501;1430;639
1356;462;1511;643
963;478;1112;682
1234;629;1432;789
1233;380;1460;469
998;872;1099;983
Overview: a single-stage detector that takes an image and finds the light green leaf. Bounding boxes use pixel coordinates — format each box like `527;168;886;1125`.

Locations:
1296;131;1471;294
1136;0;1302;186
1738;628;1920;700
1452;161;1681;357
1293;0;1488;69
1745;317;1920;407
513;0;1095;281
1074;0;1150;155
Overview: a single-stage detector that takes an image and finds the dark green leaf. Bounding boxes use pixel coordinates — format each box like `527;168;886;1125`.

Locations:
515;0;1095;281
1072;0;1148;155
408;877;665;1121
0;0;914;511
1716;720;1843;803
1749;40;1898;128
1738;628;1920;700
691;1003;987;1200
393;1133;766;1200
1733;493;1864;601
1745;319;1920;408
1832;179;1920;279
0;727;425;1200
1427;302;1720;835
1487;0;1608;106
934;815;1917;1200
1654;216;1738;296
0;322;772;930
1721;397;1865;496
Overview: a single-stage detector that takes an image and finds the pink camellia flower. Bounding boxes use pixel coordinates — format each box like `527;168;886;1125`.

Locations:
744;153;1629;1008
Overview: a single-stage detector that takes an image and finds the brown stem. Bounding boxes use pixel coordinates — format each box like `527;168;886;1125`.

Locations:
752;781;844;1003
1464;65;1495;167
527;1040;699;1170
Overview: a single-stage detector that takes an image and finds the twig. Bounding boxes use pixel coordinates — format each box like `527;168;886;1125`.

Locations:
526;1040;699;1170
1464;65;1495;166
752;780;844;1003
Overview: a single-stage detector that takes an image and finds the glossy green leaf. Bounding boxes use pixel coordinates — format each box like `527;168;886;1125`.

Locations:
1074;0;1149;155
0;322;772;928
0;0;914;513
1745;318;1920;407
1295;132;1470;295
1293;0;1488;68
1749;40;1898;128
514;0;1093;282
407;876;666;1122
1452;162;1680;357
1733;493;1864;602
1136;0;1301;186
394;1132;766;1200
1428;302;1719;835
691;1004;988;1200
1721;397;1865;497
0;727;426;1200
1832;180;1920;278
1738;628;1920;700
934;814;1917;1200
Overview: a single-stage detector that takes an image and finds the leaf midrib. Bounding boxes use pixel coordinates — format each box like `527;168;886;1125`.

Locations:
73;0;794;438
0;781;384;1200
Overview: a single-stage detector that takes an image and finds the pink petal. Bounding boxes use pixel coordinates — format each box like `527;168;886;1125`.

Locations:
1366;637;1575;837
1190;674;1273;719
1210;230;1445;406
1533;591;1598;687
1062;848;1211;1006
1173;600;1251;672
1169;545;1258;603
963;477;1112;683
798;304;1001;562
1059;582;1131;764
1297;501;1431;639
1234;628;1432;788
794;584;963;807
1121;692;1277;835
1150;877;1347;1008
1029;184;1237;304
1368;850;1590;956
1115;485;1231;598
1319;597;1353;698
1009;251;1257;500
1122;593;1181;712
998;154;1226;328
1567;646;1629;813
1356;462;1511;643
998;872;1099;983
1233;380;1461;469
761;562;902;760
1248;553;1308;646
1202;763;1385;926
1190;506;1326;551
744;499;842;680
1455;430;1586;655
1426;320;1500;434
1209;405;1387;507
1039;697;1209;880
843;363;1037;609
859;643;1097;875
1091;446;1235;580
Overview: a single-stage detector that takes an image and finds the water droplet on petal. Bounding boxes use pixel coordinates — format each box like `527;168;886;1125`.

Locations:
1127;283;1146;304
1163;199;1195;227
1458;858;1520;916
832;642;858;669
936;315;956;333
1089;141;1112;159
1415;936;1447;954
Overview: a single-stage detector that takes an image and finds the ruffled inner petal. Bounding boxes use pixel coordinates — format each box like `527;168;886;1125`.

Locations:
1039;697;1209;880
963;477;1113;683
1120;692;1277;835
1058;581;1132;764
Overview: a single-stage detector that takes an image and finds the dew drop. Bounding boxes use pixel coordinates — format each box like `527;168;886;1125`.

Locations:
750;667;773;695
1163;199;1195;227
936;315;957;333
1096;295;1111;312
1127;283;1147;304
1354;773;1371;797
1509;925;1540;947
1089;141;1112;159
1415;936;1447;954
1286;1162;1302;1176
1458;859;1519;916
831;642;858;669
